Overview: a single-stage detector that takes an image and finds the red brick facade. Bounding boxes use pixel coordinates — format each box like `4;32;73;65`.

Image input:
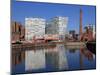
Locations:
81;26;94;41
11;21;25;42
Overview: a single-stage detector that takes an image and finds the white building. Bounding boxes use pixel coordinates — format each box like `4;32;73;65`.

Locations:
25;18;46;41
46;16;68;40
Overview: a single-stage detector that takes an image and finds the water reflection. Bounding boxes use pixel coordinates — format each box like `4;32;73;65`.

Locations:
25;44;68;71
45;44;68;71
25;50;45;71
12;44;96;74
12;50;25;65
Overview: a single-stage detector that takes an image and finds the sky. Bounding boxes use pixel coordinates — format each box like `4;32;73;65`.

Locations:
11;0;96;33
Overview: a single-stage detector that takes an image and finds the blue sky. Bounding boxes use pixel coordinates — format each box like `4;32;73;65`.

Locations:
11;1;96;33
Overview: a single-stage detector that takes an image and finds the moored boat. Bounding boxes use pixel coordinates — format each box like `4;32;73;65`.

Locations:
86;41;96;54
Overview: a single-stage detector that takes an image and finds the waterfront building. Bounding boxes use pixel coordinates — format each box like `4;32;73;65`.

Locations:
46;16;68;40
25;18;46;41
86;25;96;39
11;21;25;42
20;26;25;41
82;24;95;41
11;21;21;42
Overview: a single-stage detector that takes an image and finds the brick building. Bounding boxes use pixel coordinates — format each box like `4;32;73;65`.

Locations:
11;21;25;42
81;25;95;41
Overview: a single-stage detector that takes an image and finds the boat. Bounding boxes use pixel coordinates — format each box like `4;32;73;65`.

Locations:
86;41;96;54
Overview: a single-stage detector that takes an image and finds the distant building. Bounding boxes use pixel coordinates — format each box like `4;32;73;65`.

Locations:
46;16;68;40
69;30;75;36
11;21;25;42
69;30;78;41
25;18;46;41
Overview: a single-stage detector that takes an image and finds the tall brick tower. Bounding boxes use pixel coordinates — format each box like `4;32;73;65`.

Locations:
79;9;83;41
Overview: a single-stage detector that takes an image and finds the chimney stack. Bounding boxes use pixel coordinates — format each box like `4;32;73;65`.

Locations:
79;9;83;41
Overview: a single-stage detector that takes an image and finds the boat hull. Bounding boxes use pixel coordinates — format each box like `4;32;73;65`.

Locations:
86;41;96;54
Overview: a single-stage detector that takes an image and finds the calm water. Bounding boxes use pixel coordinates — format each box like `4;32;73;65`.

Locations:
12;44;96;74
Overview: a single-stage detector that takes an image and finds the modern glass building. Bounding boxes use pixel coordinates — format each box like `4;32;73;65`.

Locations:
46;16;68;40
